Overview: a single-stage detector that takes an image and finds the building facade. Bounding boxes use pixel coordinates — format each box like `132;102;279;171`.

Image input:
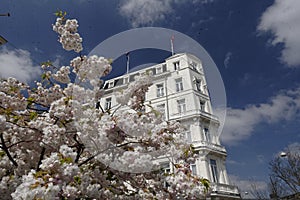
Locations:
100;53;240;199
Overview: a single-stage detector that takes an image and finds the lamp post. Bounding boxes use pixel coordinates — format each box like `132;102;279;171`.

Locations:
280;152;287;158
0;35;7;46
0;13;10;17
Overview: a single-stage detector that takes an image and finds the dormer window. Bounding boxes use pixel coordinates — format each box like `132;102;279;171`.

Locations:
173;61;180;71
108;81;114;88
156;66;162;74
124;77;129;84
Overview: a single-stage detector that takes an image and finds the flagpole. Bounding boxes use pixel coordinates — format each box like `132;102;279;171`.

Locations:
171;35;174;56
126;52;130;74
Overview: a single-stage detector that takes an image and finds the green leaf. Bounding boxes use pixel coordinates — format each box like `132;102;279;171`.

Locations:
29;112;38;120
27;97;35;106
60;157;73;164
0;151;5;158
108;58;113;64
41;73;47;80
74;176;81;184
54;10;67;18
40;60;53;67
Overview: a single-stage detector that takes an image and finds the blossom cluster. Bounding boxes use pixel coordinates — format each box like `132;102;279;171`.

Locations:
53;17;83;53
70;55;112;88
115;73;152;110
0;14;208;200
52;66;71;84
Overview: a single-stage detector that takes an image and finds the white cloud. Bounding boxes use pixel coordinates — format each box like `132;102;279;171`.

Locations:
258;0;300;67
229;175;268;199
119;0;215;27
119;0;173;27
221;87;300;145
0;48;41;83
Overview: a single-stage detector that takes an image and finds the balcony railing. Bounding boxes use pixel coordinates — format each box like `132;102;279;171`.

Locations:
192;140;226;154
170;109;219;122
211;183;240;197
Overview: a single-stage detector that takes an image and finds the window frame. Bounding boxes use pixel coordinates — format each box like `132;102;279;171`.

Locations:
105;97;112;110
190;164;197;176
190;61;198;71
185;131;192;143
173;61;180;71
200;100;206;111
210;159;219;183
156;66;162;74
156;83;165;97
175;78;184;92
203;127;210;142
177;99;186;113
195;78;202;91
157;104;166;119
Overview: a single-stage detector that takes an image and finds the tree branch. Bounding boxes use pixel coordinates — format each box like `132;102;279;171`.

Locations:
0;133;18;167
36;147;46;171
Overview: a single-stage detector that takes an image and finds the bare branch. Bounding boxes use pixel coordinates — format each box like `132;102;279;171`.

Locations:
0;133;18;167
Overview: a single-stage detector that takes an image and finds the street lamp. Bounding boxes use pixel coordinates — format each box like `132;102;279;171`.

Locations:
0;13;10;17
280;152;287;158
0;35;7;46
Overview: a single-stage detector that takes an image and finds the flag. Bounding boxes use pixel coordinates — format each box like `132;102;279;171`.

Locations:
0;36;7;46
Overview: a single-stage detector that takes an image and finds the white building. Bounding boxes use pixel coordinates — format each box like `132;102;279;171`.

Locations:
100;53;240;199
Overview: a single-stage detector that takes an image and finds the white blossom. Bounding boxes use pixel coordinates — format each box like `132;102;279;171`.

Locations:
53;18;83;53
0;15;207;200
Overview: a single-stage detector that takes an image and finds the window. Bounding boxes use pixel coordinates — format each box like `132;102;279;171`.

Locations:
190;61;198;71
177;99;186;113
190;164;197;176
194;78;201;91
124;77;129;84
156;84;164;97
175;78;183;92
210;159;218;183
200;101;206;111
157;104;165;119
161;163;171;187
185;131;192;143
108;81;114;88
156;66;162;74
173;61;180;70
162;163;170;175
203;127;210;142
162;64;167;72
105;97;112;110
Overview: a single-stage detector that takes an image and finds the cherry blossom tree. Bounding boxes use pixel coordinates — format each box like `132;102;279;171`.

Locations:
0;12;209;199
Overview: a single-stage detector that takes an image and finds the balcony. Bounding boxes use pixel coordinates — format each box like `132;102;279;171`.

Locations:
210;183;240;199
170;109;219;122
192;140;226;154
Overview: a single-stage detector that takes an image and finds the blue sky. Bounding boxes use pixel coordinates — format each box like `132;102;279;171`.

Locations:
1;0;300;197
